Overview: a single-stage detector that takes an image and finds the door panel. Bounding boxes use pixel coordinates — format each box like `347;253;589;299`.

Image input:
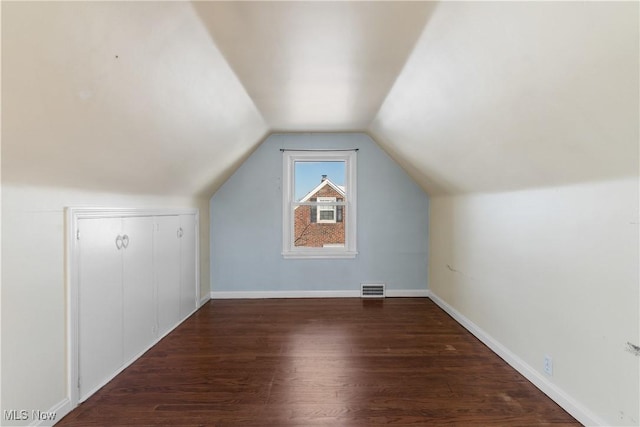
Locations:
78;217;123;401
122;216;155;362
155;216;181;336
179;215;197;318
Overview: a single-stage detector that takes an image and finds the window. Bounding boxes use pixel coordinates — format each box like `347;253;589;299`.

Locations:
317;197;336;223
282;150;357;259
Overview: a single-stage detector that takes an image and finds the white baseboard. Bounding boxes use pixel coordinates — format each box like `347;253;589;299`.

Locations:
386;289;429;297
211;290;359;299
32;397;71;426
210;289;429;299
427;290;606;427
198;294;210;307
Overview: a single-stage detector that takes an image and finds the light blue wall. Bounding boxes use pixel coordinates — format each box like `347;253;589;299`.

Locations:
210;133;429;292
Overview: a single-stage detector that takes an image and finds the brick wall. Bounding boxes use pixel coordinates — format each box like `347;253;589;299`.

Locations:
294;185;346;247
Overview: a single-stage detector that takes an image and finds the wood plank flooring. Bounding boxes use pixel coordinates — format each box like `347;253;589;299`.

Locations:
57;298;580;426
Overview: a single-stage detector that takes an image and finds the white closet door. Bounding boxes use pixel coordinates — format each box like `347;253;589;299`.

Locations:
122;216;155;363
155;215;181;336
179;214;197;318
78;217;123;401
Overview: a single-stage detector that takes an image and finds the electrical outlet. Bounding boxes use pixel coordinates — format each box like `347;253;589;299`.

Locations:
543;355;553;376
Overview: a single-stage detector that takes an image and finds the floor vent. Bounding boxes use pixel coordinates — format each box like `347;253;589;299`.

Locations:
361;284;386;298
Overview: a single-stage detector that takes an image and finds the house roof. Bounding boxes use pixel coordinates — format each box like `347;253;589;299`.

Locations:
298;178;346;203
2;2;637;198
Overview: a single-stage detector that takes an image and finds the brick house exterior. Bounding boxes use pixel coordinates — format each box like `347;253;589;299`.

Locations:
294;177;346;247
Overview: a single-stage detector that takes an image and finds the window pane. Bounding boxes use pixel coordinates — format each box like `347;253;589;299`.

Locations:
319;210;334;220
294;161;346;202
294;206;347;248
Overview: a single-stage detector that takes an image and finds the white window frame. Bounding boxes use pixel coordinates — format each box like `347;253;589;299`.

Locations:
317;197;337;223
282;150;357;259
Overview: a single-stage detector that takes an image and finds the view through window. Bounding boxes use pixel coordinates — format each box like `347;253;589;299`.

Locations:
294;161;346;248
282;150;357;258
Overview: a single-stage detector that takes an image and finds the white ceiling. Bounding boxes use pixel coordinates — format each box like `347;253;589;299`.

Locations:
371;1;639;194
193;1;435;131
2;1;637;197
2;1;268;197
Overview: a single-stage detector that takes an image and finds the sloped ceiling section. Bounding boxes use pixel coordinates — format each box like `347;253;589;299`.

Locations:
192;1;434;131
2;2;637;198
370;2;639;195
2;1;268;197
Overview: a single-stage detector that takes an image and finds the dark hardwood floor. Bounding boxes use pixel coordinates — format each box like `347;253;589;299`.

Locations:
57;298;580;426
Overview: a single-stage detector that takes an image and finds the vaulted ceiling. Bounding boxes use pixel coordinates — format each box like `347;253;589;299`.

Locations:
193;1;435;131
2;1;637;197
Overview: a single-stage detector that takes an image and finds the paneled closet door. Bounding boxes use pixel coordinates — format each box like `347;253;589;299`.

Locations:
155;215;181;337
179;214;197;318
122;216;156;363
78;217;124;401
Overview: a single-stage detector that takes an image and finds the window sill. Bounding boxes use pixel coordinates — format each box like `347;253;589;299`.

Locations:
282;251;358;260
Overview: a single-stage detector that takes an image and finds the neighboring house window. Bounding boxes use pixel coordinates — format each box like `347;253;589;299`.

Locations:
317;197;336;223
282;150;357;259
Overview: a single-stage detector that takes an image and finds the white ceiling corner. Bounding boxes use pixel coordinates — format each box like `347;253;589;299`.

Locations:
192;1;435;132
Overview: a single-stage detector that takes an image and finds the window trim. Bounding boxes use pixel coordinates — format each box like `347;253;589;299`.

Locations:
282;150;357;259
317;197;337;223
